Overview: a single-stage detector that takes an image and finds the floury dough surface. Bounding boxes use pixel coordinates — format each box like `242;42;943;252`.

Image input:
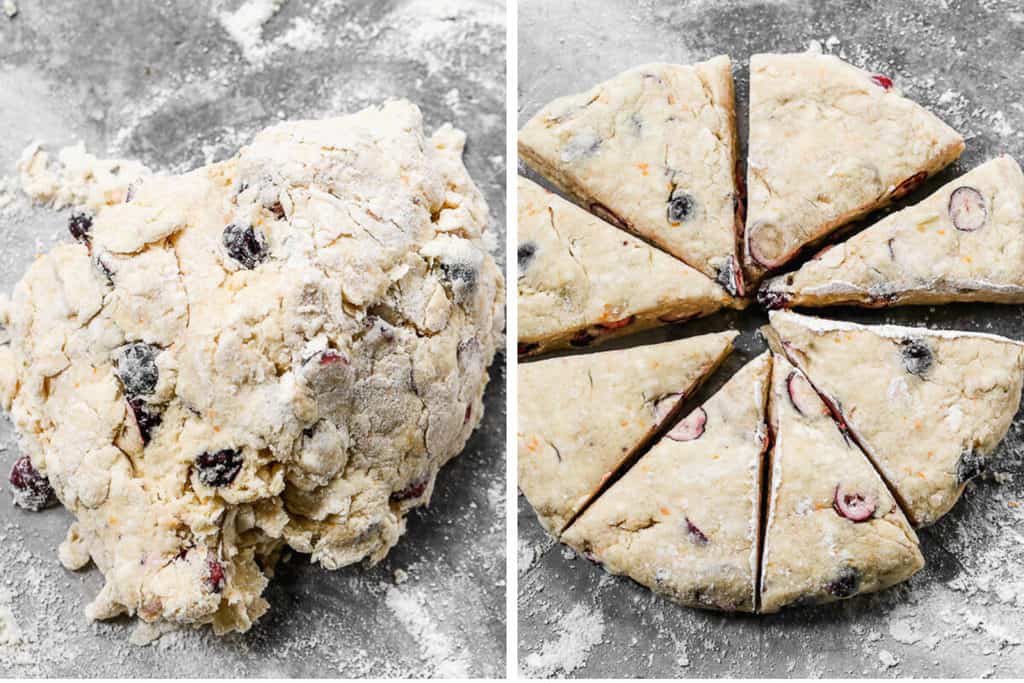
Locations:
516;177;736;356
760;355;922;613
744;53;964;282
759;156;1024;308
517;58;743;293
770;311;1024;527
561;352;770;613
0;101;504;636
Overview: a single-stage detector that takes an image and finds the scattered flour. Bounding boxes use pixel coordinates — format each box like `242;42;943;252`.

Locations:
0;589;22;646
520;603;605;678
217;0;329;65
385;584;472;678
3;0;15;19
888;618;921;645
878;649;899;669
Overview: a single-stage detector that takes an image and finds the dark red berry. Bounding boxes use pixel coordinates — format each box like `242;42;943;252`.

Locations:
899;338;933;377
517;242;537;273
667;407;707;442
266;201;285;220
9;455;55;511
685;517;709;545
832;485;876;522
786;371;827;417
128;398;162;445
825;566;861;598
195;449;244;487
206;556;226;593
318;350;348;366
600;315;635;331
391;477;429;502
116;343;159;399
667;189;695;224
757;286;791;310
68;212;93;243
222;224;269;269
871;74;894;90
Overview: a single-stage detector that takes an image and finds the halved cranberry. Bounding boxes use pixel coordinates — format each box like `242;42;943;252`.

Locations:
747;221;787;269
786;371;826;417
871;74;894;90
391;477;429;502
222;223;269;269
832;485;877;522
685;517;709;545
206;556;226;593
318;350;348;366
194;449;244;487
948;186;987;232
600;315;634;331
667;407;706;442
653;393;682;423
9;455;55;511
890;171;927;201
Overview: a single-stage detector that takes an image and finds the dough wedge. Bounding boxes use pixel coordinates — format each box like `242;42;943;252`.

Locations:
745;53;964;284
760;156;1024;308
770;311;1024;526
759;354;922;613
518;177;739;357
562;352;771;612
518;57;744;294
518;332;737;536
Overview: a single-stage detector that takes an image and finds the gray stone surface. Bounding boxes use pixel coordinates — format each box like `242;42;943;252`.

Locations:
0;0;506;677
518;0;1024;678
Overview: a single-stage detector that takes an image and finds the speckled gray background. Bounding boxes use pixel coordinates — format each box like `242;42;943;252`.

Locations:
0;0;506;677
518;0;1024;678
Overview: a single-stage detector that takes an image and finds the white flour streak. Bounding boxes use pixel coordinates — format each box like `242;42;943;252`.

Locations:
385;584;471;678
521;603;605;678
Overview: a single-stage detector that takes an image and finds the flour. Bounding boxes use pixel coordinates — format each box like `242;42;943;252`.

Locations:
217;0;284;64
520;603;606;678
0;588;22;646
3;0;15;19
385;584;472;678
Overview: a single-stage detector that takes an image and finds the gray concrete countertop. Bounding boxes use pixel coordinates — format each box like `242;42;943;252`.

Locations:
0;0;506;677
518;0;1024;677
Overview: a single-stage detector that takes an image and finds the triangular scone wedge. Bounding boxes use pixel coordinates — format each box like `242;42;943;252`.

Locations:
745;53;964;284
562;352;771;612
518;57;744;294
770;311;1024;526
760;355;922;613
760;157;1024;309
518;177;740;357
518;332;737;536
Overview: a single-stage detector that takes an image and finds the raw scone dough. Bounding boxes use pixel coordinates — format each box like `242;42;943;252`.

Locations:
759;156;1024;308
745;53;964;284
517;176;739;357
518;332;736;535
770;311;1024;526
518;58;744;294
759;355;922;613
0;101;504;636
562;352;771;612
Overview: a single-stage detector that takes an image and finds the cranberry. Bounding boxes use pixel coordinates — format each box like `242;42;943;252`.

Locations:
206;556;226;593
667;407;706;442
890;171;928;201
128;398;162;445
747;220;786;269
194;449;244;487
825;566;861;598
8;455;55;511
600;315;634;331
68;212;93;244
948;186;987;232
569;329;596;347
871;74;894;90
685;517;709;545
956;449;986;485
786;371;826;417
116;343;159;399
518;342;540;356
391;477;429;502
318;350;348;366
222;223;269;269
832;485;877;522
899;338;933;377
517;242;537;272
667;190;695;224
757;287;791;310
464;404;472;423
266;201;285;220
